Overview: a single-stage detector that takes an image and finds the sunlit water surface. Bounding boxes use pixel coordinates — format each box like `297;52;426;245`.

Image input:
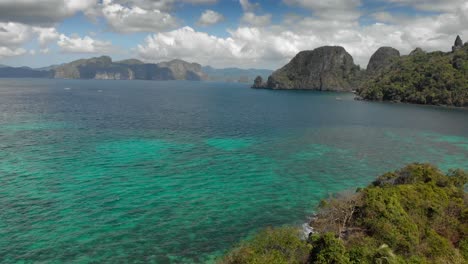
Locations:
0;79;467;263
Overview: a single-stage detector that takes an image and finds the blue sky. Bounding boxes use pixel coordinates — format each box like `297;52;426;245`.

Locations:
0;0;466;69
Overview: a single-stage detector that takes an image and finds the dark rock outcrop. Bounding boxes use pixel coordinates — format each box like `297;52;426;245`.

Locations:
252;76;265;88
366;47;400;73
452;35;463;52
262;46;361;91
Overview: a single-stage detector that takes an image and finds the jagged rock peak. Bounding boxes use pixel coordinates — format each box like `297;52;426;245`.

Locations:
452;35;463;52
455;35;463;47
367;47;400;73
258;46;360;91
252;76;264;88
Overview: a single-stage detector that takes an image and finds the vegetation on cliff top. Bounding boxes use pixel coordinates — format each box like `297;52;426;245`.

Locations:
357;43;468;107
220;163;468;263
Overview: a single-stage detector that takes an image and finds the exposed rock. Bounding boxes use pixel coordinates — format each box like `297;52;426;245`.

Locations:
409;48;426;56
452;35;463;52
366;47;400;73
358;39;468;107
252;76;265;88
262;46;361;91
157;59;207;81
50;56;206;81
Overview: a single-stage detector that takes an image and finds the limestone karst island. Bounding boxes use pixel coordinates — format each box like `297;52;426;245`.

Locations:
0;1;466;264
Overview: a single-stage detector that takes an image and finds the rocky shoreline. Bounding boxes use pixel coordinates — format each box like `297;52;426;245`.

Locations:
253;36;468;107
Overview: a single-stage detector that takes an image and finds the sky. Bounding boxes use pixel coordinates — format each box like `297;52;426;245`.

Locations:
0;0;467;69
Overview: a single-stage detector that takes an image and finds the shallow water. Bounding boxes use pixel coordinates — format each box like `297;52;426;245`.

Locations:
0;79;467;263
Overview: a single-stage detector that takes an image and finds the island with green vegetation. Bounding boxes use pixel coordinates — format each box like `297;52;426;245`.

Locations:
0;57;272;83
253;36;468;107
220;163;467;264
357;37;468;107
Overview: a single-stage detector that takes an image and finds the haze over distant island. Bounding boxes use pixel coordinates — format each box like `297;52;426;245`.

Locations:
0;57;272;83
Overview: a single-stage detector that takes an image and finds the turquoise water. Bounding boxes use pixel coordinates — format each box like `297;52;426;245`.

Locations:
0;79;467;263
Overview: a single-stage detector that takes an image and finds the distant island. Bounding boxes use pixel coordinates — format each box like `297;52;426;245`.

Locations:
0;57;272;83
221;163;467;264
253;36;468;107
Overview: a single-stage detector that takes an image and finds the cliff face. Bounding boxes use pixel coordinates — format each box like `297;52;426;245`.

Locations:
259;46;361;91
51;56;206;81
157;59;207;80
252;36;467;107
366;47;400;74
358;36;468;107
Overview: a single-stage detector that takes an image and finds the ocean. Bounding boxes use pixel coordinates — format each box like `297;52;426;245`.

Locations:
0;79;467;263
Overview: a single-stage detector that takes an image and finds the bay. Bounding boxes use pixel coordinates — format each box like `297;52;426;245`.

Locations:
0;79;467;263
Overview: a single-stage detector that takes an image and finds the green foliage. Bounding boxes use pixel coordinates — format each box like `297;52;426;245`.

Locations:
308;233;350;263
219;227;311;264
220;163;467;263
358;46;468;107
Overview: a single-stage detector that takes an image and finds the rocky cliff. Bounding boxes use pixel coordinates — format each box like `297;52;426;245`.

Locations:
157;59;207;80
51;56;206;81
366;47;400;74
255;46;361;91
358;36;468;107
252;36;467;107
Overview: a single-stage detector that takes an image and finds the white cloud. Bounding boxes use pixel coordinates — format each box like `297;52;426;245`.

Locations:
241;12;272;27
239;0;271;27
57;34;114;53
137;26;305;68
0;47;26;59
0;23;32;48
240;0;259;12
0;22;62;60
197;10;224;26
283;0;361;21
0;0;97;25
136;2;468;70
99;0;178;33
103;0;217;12
385;0;467;12
33;27;60;47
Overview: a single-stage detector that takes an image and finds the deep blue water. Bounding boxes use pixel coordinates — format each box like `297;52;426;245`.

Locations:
0;79;467;263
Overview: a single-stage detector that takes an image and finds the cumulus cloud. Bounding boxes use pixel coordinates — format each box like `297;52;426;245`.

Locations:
0;0;97;25
197;10;224;26
283;0;361;21
137;2;468;70
240;0;259;12
109;0;217;11
239;0;272;27
0;47;26;59
57;34;114;53
385;0;467;12
137;26;306;68
33;27;60;47
0;22;63;60
0;23;32;48
241;12;272;27
98;0;178;33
